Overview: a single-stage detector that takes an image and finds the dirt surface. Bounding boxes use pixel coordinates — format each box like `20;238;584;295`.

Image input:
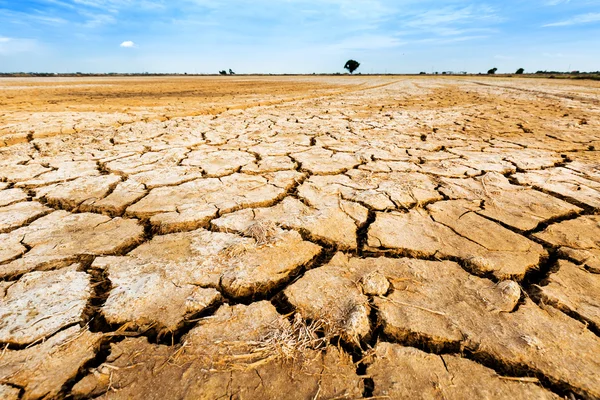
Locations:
1;75;600;399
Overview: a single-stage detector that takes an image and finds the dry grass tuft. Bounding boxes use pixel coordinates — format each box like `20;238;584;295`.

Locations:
256;313;329;361
210;313;332;371
244;220;280;245
220;241;254;259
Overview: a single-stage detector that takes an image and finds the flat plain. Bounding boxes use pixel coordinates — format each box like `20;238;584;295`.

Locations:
1;75;600;399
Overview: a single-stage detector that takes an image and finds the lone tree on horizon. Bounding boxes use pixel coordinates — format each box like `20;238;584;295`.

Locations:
488;67;498;75
516;68;525;74
344;60;360;74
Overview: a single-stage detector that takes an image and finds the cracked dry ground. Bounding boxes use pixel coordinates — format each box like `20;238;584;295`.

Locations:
1;76;600;400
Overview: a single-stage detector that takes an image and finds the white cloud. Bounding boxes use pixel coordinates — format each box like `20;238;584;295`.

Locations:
543;12;600;26
120;40;136;48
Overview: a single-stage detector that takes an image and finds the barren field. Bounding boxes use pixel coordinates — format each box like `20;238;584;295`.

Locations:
1;75;600;399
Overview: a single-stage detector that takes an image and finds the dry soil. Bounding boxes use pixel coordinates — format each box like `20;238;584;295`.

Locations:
1;75;600;399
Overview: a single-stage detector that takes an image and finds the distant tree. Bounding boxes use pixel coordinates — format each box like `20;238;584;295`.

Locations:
344;60;360;74
229;69;235;75
488;67;498;75
516;68;525;75
219;70;227;75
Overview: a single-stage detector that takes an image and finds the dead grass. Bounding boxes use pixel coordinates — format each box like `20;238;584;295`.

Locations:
198;313;332;371
220;241;254;259
244;220;280;245
255;313;329;362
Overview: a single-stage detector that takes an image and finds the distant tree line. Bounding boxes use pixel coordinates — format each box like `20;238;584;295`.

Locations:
0;72;197;77
1;66;598;79
535;70;600;75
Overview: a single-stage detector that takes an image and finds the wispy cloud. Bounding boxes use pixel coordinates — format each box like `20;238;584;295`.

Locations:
392;4;500;43
79;11;116;27
405;5;501;28
543;12;600;26
0;9;68;25
120;40;136;48
320;0;394;21
328;34;405;51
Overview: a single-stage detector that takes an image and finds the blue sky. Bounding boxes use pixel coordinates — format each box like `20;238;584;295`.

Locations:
1;0;599;73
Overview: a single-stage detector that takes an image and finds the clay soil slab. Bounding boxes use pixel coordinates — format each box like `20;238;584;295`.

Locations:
292;147;362;175
500;148;563;170
95;228;320;330
0;326;102;400
0;211;144;278
0;188;28;207
534;260;600;330
14;161;99;188
128;166;203;188
79;178;146;216
35;174;122;211
0;163;51;183
103;148;188;175
0;201;51;233
369;343;557;399
367;200;546;280
96;254;223;332
0;266;90;345
440;172;581;231
419;158;481;177
534;215;600;273
566;160;600;183
284;253;375;343
0;234;27;264
126;171;302;233
242;155;297;174
299;172;442;211
213;196;367;250
0;385;20;400
369;256;600;398
181;149;256;176
447;149;516;174
514;167;600;209
72;302;363;400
